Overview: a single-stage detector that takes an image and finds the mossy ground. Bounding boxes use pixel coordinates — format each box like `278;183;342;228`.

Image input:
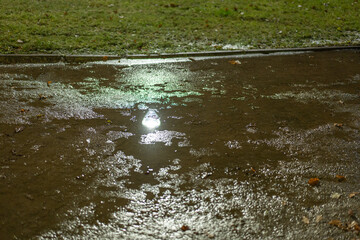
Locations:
1;0;360;55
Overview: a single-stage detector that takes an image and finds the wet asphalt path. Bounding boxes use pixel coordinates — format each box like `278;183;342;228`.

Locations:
0;50;360;239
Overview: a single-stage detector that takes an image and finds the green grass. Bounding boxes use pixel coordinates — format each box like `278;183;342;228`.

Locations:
0;0;360;55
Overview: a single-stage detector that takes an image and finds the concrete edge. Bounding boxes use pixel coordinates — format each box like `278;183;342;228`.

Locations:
0;46;359;64
0;54;122;64
126;46;360;59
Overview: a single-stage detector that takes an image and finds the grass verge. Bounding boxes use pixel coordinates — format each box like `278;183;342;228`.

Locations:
1;0;360;55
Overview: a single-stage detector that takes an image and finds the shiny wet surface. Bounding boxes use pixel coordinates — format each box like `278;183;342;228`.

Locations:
0;51;360;239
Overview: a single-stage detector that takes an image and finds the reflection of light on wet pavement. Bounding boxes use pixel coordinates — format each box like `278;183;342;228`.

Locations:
142;109;161;129
140;130;187;146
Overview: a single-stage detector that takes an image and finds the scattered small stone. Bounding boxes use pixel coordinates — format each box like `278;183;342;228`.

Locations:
145;167;153;175
75;174;85;180
11;149;23;156
263;210;268;217
207;233;215;238
38;94;47;100
201;172;212;179
17;39;24;44
25;194;34;200
14;126;25;133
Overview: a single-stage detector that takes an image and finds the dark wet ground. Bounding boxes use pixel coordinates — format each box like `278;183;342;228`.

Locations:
0;50;360;239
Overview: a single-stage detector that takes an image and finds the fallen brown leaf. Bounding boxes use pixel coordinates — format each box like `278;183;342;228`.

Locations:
349;192;360;198
47;81;52;87
302;216;310;224
103;56;108;61
330;192;341;199
353;222;360;232
335;175;346;182
315;215;323;223
347;221;360;232
329;219;360;233
334;123;343;128
329;219;343;228
181;225;189;231
308;178;320;186
229;60;241;65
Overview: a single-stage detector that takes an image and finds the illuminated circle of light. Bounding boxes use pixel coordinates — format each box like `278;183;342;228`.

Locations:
142;109;161;129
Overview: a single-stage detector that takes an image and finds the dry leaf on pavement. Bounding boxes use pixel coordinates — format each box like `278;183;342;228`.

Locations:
330;193;341;199
229;60;241;65
302;216;310;224
335;175;346;182
308;178;320;186
315;215;323;223
329;219;343;228
181;225;189;231
349;192;360;198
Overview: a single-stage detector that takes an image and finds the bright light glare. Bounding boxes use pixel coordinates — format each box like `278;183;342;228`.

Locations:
142;109;161;129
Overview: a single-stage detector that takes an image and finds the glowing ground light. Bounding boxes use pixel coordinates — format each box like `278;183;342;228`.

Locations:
142;109;161;129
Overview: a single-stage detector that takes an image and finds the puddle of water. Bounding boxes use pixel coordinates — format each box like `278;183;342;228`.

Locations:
0;50;360;239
